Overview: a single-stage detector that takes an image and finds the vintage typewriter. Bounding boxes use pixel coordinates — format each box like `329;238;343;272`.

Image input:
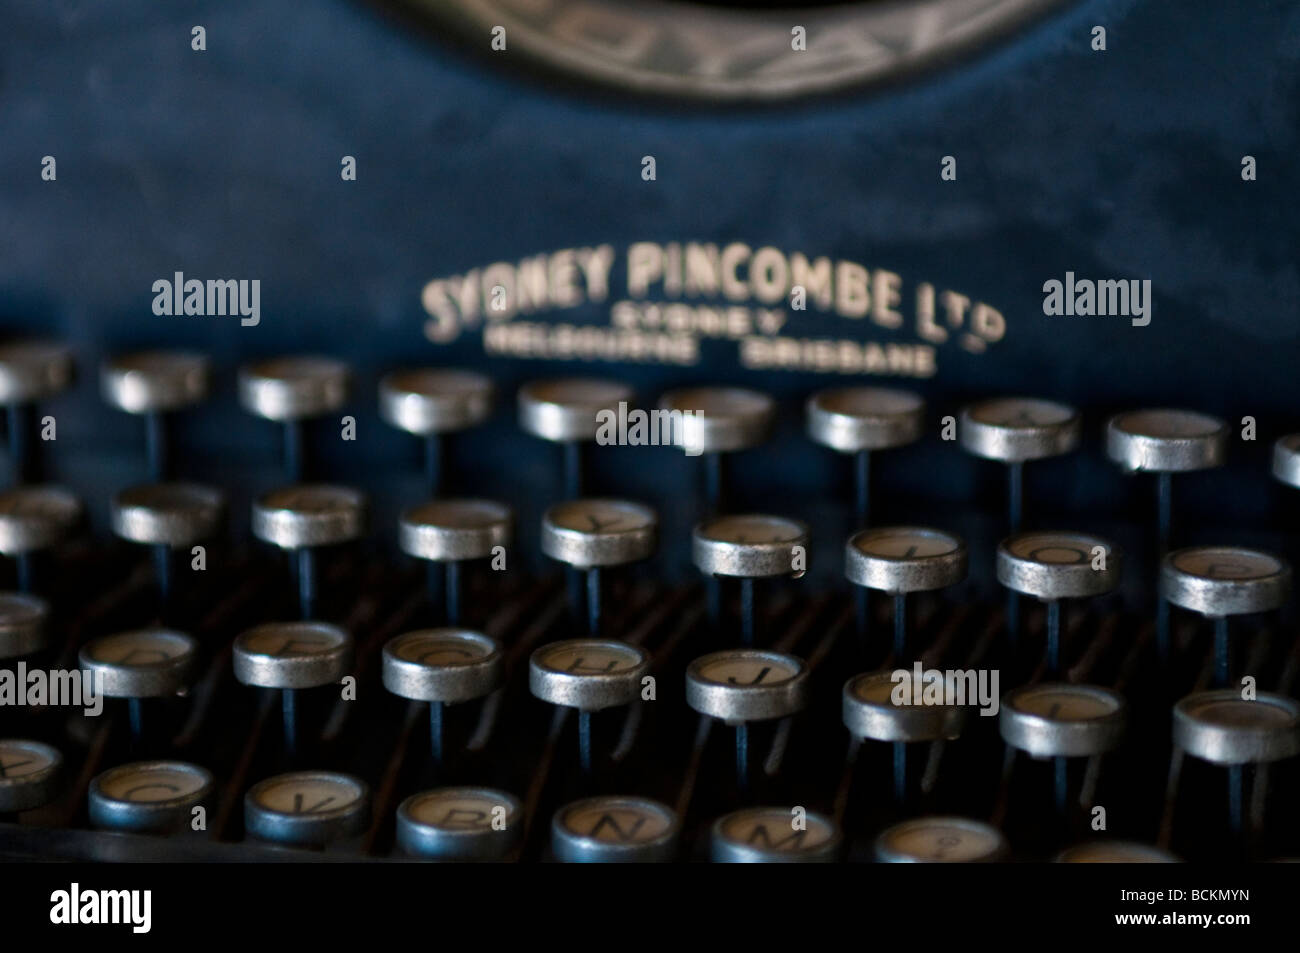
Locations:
1;0;1298;866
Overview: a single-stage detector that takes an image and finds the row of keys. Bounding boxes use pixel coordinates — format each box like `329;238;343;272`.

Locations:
9;343;1300;511
2;488;1286;650
8;616;1296;831
0;743;1191;862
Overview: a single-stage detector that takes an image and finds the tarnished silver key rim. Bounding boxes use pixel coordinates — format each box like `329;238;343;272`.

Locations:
997;531;1120;600
88;761;214;834
0;591;49;659
806;386;925;453
101;350;211;413
111;482;225;546
842;670;966;743
398;499;512;561
244;771;370;847
875;816;1009;863
79;628;199;698
518;377;633;442
1105;408;1228;472
528;638;649;711
396;787;523;861
958;397;1081;462
711;806;841;863
541;498;657;568
1160;546;1292;617
0;485;83;554
999;683;1127;758
1173;690;1300;764
237;356;350;420
1054;841;1180;863
685;649;808;722
659;385;775;453
845;526;966;593
382;628;503;703
233;622;353;689
1272;434;1300;489
692;514;809;578
252;484;367;549
552;795;680;863
0;341;72;403
0;739;62;812
379;368;494;435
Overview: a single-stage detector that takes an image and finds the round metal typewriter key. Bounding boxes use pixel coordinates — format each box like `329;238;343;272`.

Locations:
518;378;634;498
383;629;503;765
660;386;775;512
112;482;225;611
686;649;808;722
245;771;370;848
88;761;213;834
238;356;351;480
687;649;809;794
101;351;211;479
1001;682;1126;818
843;671;966;743
1106;409;1227;474
383;629;502;704
1160;547;1291;686
399;499;512;562
0;342;72;483
693;514;809;646
1173;690;1300;835
0;739;62;814
997;531;1120;675
807;387;924;525
693;514;808;579
552;795;680;863
960;397;1081;466
111;482;224;547
1000;683;1127;758
0;592;48;659
845;526;966;658
399;499;511;625
253;485;367;619
843;669;966;804
530;639;650;777
1055;841;1180;863
711;806;840;863
660;386;774;454
874;815;1009;863
1173;690;1300;765
79;628;198;735
542;499;657;635
0;342;73;404
0;485;82;592
234;622;352;690
380;369;494;495
1272;434;1300;489
397;787;523;861
234;622;353;761
101;351;209;414
529;639;648;711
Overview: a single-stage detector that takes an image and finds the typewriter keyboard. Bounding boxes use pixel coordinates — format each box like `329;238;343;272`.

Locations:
1;343;1298;863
